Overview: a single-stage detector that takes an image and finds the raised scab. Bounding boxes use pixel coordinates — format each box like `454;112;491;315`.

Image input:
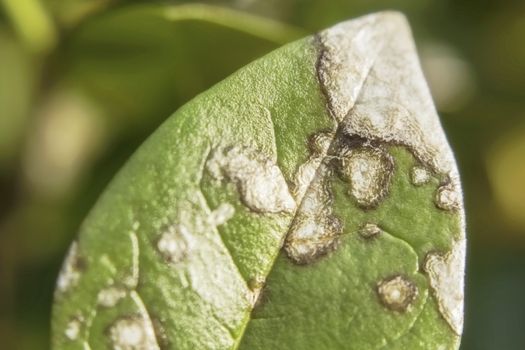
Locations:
207;146;295;214
359;223;381;239
410;165;431;186
435;183;461;211
377;275;418;312
338;146;394;208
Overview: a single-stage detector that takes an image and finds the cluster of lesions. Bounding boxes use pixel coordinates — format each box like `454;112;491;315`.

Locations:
56;225;164;348
284;131;397;265
283;128;464;318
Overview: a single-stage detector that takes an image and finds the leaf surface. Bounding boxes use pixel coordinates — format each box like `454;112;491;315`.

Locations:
52;11;465;350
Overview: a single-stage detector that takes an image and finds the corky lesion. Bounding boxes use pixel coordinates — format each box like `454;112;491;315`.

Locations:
377;275;418;312
336;137;394;209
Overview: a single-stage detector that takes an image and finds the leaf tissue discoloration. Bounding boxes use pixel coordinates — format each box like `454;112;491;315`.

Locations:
316;13;466;343
64;315;83;341
156;224;194;265
55;241;86;296
424;240;465;335
435;183;461;211
53;10;465;350
108;314;160;350
337;143;394;208
97;286;127;308
359;223;382;239
377;275;418;312
206;145;296;214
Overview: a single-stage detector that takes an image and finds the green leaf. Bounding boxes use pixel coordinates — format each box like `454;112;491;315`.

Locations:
52;11;465;350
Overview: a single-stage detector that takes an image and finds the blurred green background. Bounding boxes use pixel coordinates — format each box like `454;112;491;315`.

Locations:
0;0;524;349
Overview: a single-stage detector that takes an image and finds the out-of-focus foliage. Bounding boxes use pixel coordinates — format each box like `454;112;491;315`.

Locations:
0;0;524;349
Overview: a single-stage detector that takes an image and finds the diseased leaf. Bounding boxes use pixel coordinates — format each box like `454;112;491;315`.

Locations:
52;12;465;350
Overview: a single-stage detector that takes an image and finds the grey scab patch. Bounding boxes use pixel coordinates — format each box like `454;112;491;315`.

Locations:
359;223;382;239
156;224;194;265
56;241;86;295
337;144;394;208
108;315;159;350
97;286;127;308
424;240;465;335
206;145;296;214
377;275;418;312
410;165;431;186
435;183;461;211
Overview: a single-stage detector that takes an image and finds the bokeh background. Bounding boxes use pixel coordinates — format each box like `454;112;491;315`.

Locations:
1;0;524;349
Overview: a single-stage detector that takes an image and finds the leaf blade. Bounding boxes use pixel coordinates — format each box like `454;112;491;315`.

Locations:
52;11;465;350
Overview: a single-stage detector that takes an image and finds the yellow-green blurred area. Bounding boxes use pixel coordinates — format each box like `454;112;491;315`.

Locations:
0;0;524;349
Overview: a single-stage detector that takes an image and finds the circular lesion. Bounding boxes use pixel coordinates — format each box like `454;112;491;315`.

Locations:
336;144;394;209
376;275;418;312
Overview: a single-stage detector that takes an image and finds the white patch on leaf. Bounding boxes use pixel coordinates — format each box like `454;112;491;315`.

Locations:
109;315;158;350
207;146;295;214
410;165;431;186
377;275;418;312
64;316;83;341
156;224;194;264
318;12;466;333
56;241;84;295
338;146;393;208
424;240;465;335
318;12;462;194
97;286;127;308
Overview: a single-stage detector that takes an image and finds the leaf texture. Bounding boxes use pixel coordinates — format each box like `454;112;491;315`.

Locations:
52;11;465;350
